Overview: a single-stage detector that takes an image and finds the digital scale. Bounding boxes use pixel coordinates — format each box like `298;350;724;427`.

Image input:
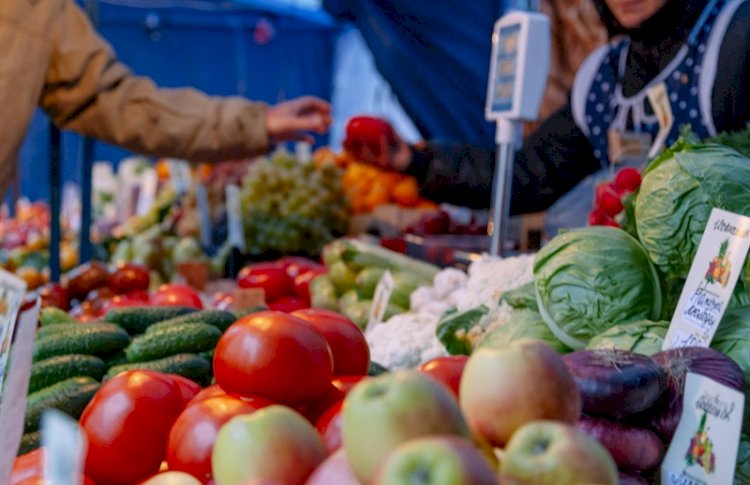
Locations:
485;7;551;255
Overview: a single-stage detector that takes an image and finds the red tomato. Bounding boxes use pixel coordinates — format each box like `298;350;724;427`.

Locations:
315;401;344;453
276;256;325;279
418;355;469;399
65;261;109;302
101;294;147;311
297;381;345;423
169;374;203;404
237;263;293;303
80;370;196;485
292;269;326;303
38;283;69;310
167;395;270;482
10;449;43;485
151;284;203;309
267;296;308;313
189;384;228;405
331;375;367;395
107;262;150;294
291;308;370;376
213;311;333;405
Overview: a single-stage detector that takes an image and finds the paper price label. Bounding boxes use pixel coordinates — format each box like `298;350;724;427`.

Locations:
43;410;87;485
647;82;674;159
367;270;395;330
0;270;28;394
663;208;750;350
225;184;246;252
136;168;158;217
0;298;40;485
661;372;744;485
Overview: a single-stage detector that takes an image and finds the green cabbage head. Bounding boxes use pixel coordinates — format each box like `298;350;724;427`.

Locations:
534;226;663;350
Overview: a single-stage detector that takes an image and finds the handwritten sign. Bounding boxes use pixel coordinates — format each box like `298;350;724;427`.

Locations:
367;270;394;331
663;209;750;350
661;372;744;485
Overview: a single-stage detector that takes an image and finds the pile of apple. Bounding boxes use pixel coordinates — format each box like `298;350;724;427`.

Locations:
588;167;642;228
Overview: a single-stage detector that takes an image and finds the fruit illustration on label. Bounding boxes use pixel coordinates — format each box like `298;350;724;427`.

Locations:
705;239;731;288
685;412;716;475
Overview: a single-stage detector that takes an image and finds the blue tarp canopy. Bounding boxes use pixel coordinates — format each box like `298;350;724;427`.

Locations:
322;0;506;148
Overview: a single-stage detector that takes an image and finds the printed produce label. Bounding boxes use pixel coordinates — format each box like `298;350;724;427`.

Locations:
0;269;28;390
663;208;750;350
661;372;744;485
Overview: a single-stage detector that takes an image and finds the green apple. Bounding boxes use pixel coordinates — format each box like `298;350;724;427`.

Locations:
460;339;581;447
374;436;497;485
501;421;618;485
306;449;361;485
343;370;469;484
211;405;327;485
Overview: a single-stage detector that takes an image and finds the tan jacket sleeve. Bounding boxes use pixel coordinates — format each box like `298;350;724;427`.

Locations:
39;0;270;162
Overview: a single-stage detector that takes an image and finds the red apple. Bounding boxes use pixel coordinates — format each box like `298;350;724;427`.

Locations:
418;355;468;399
315;400;343;453
500;421;618;485
306;449;359;485
460;339;581;447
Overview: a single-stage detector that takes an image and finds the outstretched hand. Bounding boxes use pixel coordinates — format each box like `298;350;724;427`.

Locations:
343;116;413;171
265;96;333;145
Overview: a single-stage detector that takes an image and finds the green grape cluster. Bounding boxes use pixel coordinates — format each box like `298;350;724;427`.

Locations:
240;150;350;256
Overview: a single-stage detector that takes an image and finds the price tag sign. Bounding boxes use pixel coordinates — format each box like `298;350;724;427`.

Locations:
367;270;394;330
661;372;744;485
663;208;750;350
42;410;87;485
225;184;246;252
0;298;40;485
168;159;193;195
647;82;675;159
0;270;28;393
135;168;158;217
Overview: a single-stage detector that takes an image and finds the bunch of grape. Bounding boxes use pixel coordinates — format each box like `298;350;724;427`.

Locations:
240;150;350;256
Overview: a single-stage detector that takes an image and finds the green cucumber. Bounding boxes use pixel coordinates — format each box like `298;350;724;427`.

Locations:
18;431;41;455
106;354;211;385
103;306;197;334
33;325;130;362
25;377;101;432
36;322;123;340
39;307;76;326
29;354;106;393
145;310;237;334
125;322;221;363
105;351;129;367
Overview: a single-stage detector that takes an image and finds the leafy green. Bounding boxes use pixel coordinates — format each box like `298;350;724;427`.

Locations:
635;139;750;310
478;309;570;354
500;282;538;311
436;306;490;355
712;306;750;383
736;433;750;483
533;226;662;350
586;320;669;356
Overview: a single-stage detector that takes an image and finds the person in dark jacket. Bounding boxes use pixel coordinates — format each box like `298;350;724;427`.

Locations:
345;0;750;217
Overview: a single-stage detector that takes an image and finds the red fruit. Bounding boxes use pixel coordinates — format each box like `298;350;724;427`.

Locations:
151;284;203;309
315;400;344;453
107;262;150;294
267;296;308;313
418;355;469;399
38;283;69;310
343;116;398;158
237;264;293;303
588;208;608;226
614;167;642;192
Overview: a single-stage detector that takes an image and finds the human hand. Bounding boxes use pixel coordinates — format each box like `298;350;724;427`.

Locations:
343;116;412;171
265;96;332;145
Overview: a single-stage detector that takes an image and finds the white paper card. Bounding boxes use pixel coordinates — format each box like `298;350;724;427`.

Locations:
225;184;246;252
661;372;744;485
168;159;193;195
135;168;158;217
0;299;40;485
663;208;750;350
0;270;28;392
367;270;394;330
195;184;213;249
647;82;674;159
42;410;87;485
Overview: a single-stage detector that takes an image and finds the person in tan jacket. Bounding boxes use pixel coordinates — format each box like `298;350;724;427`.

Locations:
0;0;332;197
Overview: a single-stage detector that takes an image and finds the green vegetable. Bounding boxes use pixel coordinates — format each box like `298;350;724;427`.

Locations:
145;310;237;334
310;275;338;311
635;137;750;308
500;282;538;311
39;307;76;326
105;351;129;367
479;309;570;354
533;226;662;350
339;239;439;282
125;322;221;362
25;377;101;432
329;260;357;293
104;306;197;335
436;305;490;356
29;354;106;393
586;320;669;356
36;322;123;340
18;431;41;455
355;267;386;299
340;300;371;329
713;306;750;433
390;273;421;310
106;354;211;385
33;324;130;362
737;433;750;483
339;289;360;311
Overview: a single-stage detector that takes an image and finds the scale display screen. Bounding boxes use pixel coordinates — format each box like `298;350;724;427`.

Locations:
489;23;520;113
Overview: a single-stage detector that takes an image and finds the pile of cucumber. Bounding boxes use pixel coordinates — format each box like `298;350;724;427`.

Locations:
21;305;244;455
